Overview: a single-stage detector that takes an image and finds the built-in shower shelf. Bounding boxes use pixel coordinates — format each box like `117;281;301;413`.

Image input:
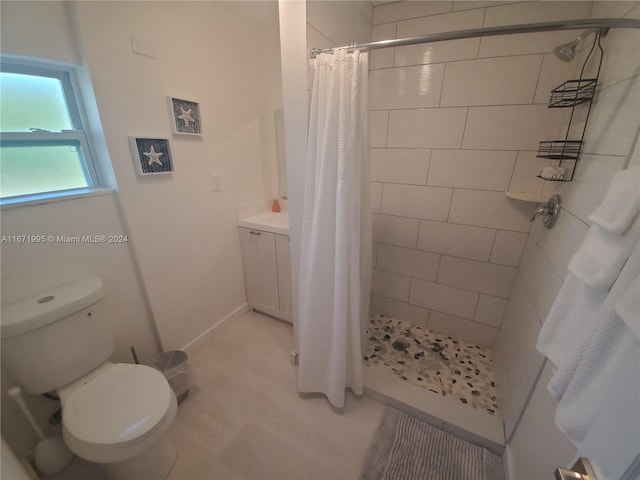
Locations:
504;192;548;203
548;78;597;108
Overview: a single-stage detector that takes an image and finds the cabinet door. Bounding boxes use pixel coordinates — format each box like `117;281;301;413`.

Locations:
275;234;292;321
238;227;279;311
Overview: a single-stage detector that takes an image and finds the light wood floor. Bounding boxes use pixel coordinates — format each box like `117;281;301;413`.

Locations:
167;311;386;480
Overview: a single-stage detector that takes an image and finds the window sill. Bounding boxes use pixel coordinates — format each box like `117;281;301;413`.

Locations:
1;187;116;210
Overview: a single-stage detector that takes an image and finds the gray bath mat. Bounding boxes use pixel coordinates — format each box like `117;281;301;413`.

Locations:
361;407;503;480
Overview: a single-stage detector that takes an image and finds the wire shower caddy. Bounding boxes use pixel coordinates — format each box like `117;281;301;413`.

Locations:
536;31;605;182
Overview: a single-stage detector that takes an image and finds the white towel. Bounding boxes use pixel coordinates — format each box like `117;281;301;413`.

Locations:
553;239;640;443
567;214;640;291
588;165;640;234
615;275;640;341
537;273;607;400
537;165;640;445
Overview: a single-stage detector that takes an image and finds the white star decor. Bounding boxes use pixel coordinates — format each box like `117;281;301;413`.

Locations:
169;97;202;135
131;137;173;175
178;107;195;127
143;145;164;166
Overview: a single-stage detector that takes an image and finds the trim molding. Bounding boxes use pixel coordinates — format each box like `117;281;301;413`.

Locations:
180;303;249;354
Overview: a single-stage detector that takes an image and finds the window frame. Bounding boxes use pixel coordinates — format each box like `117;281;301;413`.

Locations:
0;58;102;204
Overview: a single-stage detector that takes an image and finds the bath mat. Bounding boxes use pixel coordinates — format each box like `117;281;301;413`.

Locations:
361;407;503;480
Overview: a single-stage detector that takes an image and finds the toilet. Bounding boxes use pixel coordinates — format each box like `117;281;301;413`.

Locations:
1;277;177;480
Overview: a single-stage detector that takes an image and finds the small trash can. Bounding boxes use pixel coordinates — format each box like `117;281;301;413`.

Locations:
154;350;190;404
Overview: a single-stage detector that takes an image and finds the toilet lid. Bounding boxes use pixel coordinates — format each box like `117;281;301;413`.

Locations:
63;364;172;446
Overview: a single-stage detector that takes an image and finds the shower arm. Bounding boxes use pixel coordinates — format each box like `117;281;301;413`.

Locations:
310;18;640;57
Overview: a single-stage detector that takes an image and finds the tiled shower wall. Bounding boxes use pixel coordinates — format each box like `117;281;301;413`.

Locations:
368;1;593;347
493;0;640;463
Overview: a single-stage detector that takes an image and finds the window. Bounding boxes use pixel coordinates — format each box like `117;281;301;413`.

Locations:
0;60;100;203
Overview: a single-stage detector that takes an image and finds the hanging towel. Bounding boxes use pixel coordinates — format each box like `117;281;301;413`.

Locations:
588;165;640;234
615;275;640;341
553;239;639;443
567;215;640;291
537;166;640;445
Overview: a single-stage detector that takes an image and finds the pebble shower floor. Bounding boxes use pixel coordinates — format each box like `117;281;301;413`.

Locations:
364;314;499;416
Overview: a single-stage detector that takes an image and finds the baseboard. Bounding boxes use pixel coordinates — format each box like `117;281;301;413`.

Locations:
180;303;249;354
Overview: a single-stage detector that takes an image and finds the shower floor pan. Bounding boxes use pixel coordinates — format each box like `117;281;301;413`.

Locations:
363;314;505;452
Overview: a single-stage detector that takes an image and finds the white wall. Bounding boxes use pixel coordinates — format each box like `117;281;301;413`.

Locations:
307;1;373;53
71;1;281;351
0;1;162;456
497;1;640;477
1;0;282;455
366;1;595;347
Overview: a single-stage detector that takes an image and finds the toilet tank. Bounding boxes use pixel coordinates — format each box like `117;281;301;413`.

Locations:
1;277;115;394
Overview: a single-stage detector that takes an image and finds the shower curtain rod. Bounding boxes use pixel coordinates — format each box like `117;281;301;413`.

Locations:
310;17;640;57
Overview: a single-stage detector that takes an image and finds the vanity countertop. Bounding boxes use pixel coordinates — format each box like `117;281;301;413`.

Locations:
238;210;289;235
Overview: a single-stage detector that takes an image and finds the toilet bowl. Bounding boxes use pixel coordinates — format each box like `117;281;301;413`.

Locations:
59;363;178;478
0;277;178;480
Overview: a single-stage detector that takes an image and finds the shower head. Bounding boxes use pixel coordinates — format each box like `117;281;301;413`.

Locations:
553;29;602;62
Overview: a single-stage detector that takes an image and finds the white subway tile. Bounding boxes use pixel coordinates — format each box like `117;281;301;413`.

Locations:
409;279;479;320
307;0;354;45
490;230;527;267
519;237;564;320
428;311;498;347
396;8;483;37
371;182;383;213
394;38;479;67
372;242;379;268
463;105;564;151
453;1;517;12
583;76;640;157
377;244;440;281
474;294;507;328
352;4;373;44
371;148;430;185
369;110;389;147
353;1;373;23
438;255;516;298
381;183;453;221
372;22;396;41
546;153;626;223
372;213;420;248
373;1;452;25
417;220;495;261
370;48;395;70
371;294;430;328
478;30;580;58
449;189;532;232
441;56;542;107
388;107;468;149
508;151;548;195
590;1;639;18
533;54;581;104
369;64;445;110
372;269;411;301
483;1;591;27
428;149;516;191
595;24;640;89
542;210;588;279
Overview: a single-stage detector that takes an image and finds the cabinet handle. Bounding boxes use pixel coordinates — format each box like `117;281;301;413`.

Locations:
249;230;261;236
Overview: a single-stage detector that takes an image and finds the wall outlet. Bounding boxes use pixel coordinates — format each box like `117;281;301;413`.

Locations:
211;174;222;192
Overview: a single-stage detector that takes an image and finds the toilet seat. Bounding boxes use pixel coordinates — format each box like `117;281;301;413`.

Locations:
62;363;177;464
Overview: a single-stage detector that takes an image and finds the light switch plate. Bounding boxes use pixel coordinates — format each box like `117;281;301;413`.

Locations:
211;174;222;192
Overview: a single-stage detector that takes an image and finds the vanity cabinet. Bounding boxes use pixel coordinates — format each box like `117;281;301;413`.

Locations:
238;227;292;323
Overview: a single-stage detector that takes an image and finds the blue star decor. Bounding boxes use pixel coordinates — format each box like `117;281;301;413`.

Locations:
130;137;173;175
168;96;202;135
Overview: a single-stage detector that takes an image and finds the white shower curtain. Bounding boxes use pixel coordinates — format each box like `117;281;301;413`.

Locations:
297;49;371;408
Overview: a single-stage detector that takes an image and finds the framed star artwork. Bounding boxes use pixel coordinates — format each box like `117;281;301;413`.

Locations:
168;96;202;135
129;137;174;175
